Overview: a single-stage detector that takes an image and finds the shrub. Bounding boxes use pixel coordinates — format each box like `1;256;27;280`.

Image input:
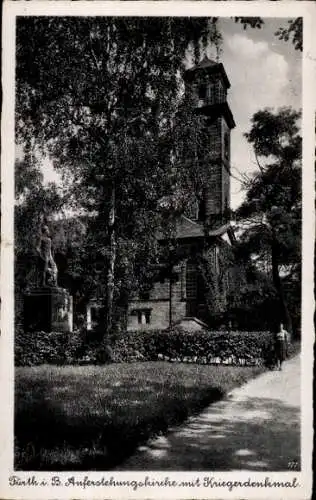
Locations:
14;328;117;366
16;327;298;367
15;330;70;366
112;328;273;366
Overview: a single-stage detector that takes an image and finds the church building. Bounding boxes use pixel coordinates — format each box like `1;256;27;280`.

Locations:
127;58;237;331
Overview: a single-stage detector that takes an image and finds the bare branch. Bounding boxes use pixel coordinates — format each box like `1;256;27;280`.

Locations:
255;152;265;174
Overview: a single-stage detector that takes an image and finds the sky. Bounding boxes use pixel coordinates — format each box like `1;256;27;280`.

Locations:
216;17;302;209
38;17;302;211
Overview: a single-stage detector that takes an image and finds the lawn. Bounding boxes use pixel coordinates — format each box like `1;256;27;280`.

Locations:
15;362;266;470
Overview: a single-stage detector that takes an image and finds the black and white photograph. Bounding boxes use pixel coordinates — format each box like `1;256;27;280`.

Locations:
0;2;314;499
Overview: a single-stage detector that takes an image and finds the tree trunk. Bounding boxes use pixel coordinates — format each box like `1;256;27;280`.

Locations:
105;181;116;337
271;233;293;334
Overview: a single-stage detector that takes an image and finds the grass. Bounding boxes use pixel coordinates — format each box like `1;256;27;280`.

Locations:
14;361;269;471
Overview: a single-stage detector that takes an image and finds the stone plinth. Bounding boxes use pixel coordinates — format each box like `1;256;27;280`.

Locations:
24;287;73;333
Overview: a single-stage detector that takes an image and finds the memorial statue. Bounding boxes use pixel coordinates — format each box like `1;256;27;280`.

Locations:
36;224;58;287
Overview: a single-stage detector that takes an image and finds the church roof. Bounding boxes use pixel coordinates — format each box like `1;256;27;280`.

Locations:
189;56;219;71
184;57;231;89
158;215;233;241
174;216;205;239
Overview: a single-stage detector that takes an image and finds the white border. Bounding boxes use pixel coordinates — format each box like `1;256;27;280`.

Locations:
1;2;315;499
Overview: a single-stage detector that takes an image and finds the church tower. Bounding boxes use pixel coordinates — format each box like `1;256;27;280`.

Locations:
184;57;236;227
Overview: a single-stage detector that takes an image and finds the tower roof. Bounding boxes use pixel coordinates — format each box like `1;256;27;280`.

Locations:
184;56;231;88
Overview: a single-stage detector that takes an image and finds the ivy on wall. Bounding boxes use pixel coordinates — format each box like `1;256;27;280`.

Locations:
196;241;249;324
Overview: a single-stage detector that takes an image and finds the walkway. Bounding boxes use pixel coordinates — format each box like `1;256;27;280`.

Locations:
116;355;301;471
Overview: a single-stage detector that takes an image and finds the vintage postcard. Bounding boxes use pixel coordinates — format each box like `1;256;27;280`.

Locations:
1;1;315;499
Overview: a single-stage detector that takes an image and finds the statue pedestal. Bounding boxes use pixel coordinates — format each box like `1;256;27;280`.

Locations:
24;287;73;333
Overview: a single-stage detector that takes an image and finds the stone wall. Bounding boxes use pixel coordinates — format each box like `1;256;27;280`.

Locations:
24;287;73;333
127;299;186;331
127;263;186;330
127;240;231;331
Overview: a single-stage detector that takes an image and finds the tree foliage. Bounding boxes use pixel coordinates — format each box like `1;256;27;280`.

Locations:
15;17;302;333
275;18;303;52
237;107;301;334
16;17;223;333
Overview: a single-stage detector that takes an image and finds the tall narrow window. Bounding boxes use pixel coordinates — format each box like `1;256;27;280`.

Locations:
137;309;151;325
185;197;199;220
186;262;197;300
208;83;215;104
137;311;144;324
198;84;207;99
224;132;230;160
145;310;151;324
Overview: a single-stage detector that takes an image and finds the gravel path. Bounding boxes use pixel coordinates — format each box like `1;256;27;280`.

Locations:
116;355;301;471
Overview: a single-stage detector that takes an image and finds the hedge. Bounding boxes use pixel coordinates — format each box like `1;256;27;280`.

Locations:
112;329;273;365
14;328;111;366
15;327;284;367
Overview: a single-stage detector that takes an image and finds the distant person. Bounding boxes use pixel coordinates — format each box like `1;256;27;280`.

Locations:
275;323;288;371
